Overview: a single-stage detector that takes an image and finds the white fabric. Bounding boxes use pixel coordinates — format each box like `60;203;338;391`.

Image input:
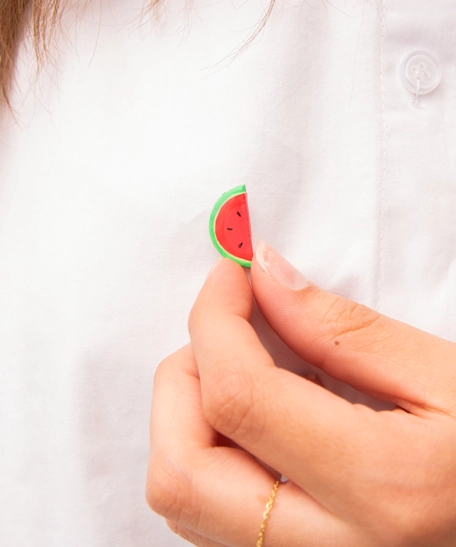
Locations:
1;0;455;545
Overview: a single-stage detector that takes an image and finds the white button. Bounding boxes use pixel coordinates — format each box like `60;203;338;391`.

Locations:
400;51;441;95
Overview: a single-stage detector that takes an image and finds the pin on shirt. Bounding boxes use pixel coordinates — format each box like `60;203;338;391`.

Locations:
209;185;253;268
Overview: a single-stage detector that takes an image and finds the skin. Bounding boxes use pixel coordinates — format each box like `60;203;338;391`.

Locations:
146;251;456;547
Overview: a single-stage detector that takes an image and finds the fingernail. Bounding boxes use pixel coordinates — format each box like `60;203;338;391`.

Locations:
255;240;309;290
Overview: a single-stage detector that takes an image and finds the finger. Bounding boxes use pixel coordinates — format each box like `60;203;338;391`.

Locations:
147;344;352;546
188;259;376;507
251;241;456;414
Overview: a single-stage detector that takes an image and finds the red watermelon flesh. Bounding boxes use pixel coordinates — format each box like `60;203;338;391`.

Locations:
214;193;253;262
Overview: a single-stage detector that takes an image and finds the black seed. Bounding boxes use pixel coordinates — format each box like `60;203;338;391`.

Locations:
237;211;241;217
238;242;243;248
227;227;233;231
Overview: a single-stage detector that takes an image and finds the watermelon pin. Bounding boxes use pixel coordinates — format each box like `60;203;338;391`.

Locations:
209;185;253;268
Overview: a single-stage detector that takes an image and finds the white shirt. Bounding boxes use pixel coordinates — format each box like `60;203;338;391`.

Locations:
1;0;455;545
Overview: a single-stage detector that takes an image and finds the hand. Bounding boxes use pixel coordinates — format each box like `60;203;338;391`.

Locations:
147;242;456;546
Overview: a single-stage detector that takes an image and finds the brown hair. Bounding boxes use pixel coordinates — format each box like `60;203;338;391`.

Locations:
0;0;275;109
0;0;64;109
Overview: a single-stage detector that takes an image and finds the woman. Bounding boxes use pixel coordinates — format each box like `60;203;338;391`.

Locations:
1;0;455;545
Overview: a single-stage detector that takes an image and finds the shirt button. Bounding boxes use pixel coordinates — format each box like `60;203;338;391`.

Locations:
400;51;441;95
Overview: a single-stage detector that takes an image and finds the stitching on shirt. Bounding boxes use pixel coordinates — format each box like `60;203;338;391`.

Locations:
376;0;387;312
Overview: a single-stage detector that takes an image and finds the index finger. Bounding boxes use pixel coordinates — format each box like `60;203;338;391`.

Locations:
250;242;456;416
188;259;372;509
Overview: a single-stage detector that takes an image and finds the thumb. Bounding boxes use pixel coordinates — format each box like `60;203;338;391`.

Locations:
251;241;456;413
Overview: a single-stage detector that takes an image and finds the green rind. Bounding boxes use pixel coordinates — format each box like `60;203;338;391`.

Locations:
209;185;252;268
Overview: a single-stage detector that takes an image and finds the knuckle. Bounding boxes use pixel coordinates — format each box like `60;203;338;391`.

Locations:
167;522;205;546
188;304;201;336
166;520;179;534
166;521;191;542
153;357;169;388
316;293;382;343
153;345;191;388
146;455;191;521
166;519;180;539
154;350;183;388
202;359;259;441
